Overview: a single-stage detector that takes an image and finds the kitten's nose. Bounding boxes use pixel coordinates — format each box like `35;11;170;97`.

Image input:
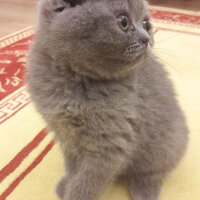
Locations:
141;35;150;45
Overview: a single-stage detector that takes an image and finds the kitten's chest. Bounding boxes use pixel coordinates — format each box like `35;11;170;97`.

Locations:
46;64;173;135
55;76;153;123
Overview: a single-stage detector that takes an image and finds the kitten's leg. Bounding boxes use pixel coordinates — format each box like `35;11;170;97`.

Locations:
128;173;162;200
63;158;122;200
56;155;79;199
56;176;69;199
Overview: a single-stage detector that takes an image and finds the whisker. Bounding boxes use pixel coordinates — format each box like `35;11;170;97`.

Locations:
153;48;175;53
155;34;179;45
153;47;178;59
153;51;177;59
151;54;181;77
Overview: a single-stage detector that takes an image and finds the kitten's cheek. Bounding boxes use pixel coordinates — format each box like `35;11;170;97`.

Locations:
149;36;154;47
143;46;150;59
147;44;152;54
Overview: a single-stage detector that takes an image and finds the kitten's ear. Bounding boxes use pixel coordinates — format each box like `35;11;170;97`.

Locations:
36;0;87;29
64;0;86;7
37;0;67;23
38;0;87;19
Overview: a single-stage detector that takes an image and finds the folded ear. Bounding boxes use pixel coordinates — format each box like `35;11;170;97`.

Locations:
38;0;86;20
64;0;86;7
37;0;67;23
36;0;88;30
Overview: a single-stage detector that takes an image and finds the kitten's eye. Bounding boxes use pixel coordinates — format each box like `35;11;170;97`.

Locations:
117;15;130;31
143;20;151;31
54;7;65;12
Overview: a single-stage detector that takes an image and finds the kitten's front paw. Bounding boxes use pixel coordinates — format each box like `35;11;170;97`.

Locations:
129;175;161;200
56;176;68;199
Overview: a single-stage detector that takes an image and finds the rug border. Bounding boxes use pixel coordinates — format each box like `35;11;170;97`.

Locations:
0;26;34;49
150;5;200;16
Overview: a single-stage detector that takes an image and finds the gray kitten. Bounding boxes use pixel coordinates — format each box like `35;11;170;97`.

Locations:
26;0;188;200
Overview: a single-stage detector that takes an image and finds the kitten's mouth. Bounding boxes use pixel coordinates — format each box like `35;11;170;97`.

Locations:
124;43;147;61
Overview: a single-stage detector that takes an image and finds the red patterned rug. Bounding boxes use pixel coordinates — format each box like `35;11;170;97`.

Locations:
0;7;200;200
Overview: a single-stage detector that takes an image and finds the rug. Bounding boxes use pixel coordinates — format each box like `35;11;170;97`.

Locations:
0;6;200;200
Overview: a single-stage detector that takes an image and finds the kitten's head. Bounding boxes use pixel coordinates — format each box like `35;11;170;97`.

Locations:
35;0;153;79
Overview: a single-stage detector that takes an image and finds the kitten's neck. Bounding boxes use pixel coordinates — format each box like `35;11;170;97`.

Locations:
52;59;139;84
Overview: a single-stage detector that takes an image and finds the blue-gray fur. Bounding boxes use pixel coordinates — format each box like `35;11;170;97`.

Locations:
26;0;188;199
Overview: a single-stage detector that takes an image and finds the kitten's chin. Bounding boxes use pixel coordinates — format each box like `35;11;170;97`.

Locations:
125;46;150;66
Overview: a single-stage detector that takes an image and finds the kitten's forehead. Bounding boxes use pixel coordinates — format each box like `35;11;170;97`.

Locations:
110;0;147;19
130;0;146;12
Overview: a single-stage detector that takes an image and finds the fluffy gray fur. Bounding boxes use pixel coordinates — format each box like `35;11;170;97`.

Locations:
26;0;188;199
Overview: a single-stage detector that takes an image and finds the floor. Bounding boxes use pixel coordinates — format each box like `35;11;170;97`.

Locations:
0;0;200;38
0;0;37;38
